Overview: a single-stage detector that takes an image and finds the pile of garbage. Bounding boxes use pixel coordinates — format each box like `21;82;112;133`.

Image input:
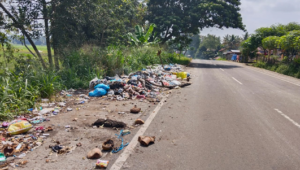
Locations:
88;64;191;100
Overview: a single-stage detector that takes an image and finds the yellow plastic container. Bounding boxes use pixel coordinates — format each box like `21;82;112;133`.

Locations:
176;72;187;79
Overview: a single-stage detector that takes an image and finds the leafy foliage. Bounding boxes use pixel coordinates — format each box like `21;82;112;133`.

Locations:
223;35;242;50
194;34;221;59
127;24;159;46
146;0;245;44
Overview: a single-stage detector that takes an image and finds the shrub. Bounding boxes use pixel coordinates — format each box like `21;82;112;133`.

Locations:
0;70;40;120
275;64;289;75
254;61;267;68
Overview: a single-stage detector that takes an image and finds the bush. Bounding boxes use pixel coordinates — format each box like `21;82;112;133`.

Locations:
254;61;267;68
0;70;40;120
276;64;289;75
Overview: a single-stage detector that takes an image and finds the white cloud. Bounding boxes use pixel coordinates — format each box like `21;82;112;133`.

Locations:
201;0;300;38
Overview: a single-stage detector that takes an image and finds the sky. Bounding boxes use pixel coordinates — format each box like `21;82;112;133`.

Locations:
201;0;300;38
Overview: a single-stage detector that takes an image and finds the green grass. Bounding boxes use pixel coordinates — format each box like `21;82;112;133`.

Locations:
0;45;52;70
13;44;53;57
216;58;227;61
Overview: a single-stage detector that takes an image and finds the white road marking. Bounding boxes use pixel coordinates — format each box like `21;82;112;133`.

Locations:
275;109;300;129
220;68;225;72
110;95;169;170
232;77;243;85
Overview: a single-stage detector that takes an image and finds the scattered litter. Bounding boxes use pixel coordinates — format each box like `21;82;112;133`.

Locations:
8;120;32;135
130;105;141;113
102;139;114;151
0;153;6;162
76;143;82;147
121;130;131;136
112;130;129;153
92;119;126;128
138;136;155;146
96;160;109;168
57;102;66;107
87;148;102;159
135;119;145;125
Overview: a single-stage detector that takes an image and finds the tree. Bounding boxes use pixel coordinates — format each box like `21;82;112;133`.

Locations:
51;0;143;51
146;0;245;44
262;36;279;60
294;36;300;51
0;1;47;69
243;32;249;40
187;34;201;58
0;32;14;67
223;34;242;50
195;34;221;59
241;37;257;62
277;30;300;60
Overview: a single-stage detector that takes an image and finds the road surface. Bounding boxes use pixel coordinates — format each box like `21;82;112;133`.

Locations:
110;59;300;170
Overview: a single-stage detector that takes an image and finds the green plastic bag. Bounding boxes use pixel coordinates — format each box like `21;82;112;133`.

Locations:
0;153;6;162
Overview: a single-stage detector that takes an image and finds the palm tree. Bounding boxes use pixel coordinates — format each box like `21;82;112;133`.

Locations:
243;32;249;40
223;34;242;50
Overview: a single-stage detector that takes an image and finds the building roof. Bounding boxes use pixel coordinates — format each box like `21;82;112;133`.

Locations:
223;51;232;55
231;50;240;53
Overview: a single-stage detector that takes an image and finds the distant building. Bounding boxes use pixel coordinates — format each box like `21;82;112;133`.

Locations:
223;50;241;60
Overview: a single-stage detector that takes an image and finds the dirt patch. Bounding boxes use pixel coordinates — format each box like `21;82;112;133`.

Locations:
12;94;159;170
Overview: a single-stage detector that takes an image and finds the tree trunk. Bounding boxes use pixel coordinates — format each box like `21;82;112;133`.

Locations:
0;3;47;69
268;49;271;63
51;0;60;70
2;44;7;67
42;0;53;69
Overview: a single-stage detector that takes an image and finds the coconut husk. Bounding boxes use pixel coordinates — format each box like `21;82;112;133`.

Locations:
130;105;141;113
135;119;145;125
87;148;102;159
138;136;155;146
102;139;114;151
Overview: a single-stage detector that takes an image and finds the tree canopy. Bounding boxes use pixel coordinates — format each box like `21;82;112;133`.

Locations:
241;23;300;62
146;0;245;44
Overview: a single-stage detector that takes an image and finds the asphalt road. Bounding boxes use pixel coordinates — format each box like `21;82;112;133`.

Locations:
112;59;300;170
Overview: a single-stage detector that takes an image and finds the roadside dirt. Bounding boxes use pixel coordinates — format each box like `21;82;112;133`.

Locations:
12;92;161;170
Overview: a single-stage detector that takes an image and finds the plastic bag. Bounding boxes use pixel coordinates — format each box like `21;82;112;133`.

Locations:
96;160;109;168
8;120;33;135
171;80;181;86
94;84;110;91
0;153;6;162
89;88;107;97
